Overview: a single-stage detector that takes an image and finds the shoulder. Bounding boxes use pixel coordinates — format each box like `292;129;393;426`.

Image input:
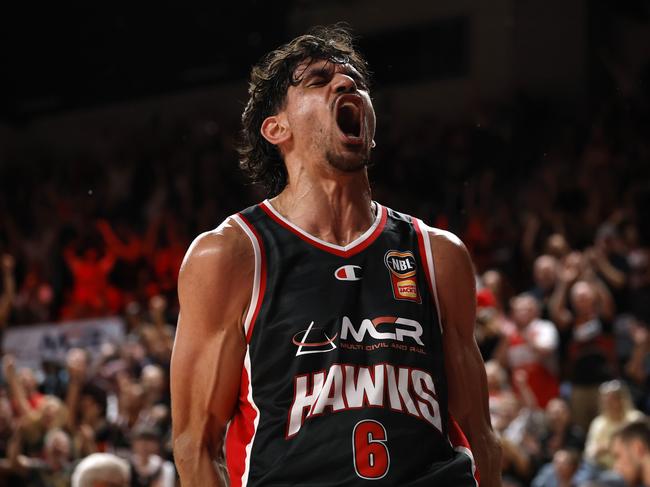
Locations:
415;221;473;275
415;221;477;335
178;216;254;297
425;226;467;256
588;415;606;432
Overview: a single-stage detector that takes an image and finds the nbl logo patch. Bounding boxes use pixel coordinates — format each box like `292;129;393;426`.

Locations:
384;250;421;303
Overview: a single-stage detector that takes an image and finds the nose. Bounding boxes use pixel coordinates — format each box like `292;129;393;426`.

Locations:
332;72;357;94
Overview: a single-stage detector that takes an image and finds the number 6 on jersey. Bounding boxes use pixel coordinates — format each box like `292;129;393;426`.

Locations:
352;420;390;480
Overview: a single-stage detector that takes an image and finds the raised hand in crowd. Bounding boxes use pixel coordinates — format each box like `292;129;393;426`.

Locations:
0;255;16;331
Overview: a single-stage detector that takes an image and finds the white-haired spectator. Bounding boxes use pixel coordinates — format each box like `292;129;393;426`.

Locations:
71;452;130;487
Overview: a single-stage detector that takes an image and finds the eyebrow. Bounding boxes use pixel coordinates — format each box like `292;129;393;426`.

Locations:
302;66;331;81
299;63;367;87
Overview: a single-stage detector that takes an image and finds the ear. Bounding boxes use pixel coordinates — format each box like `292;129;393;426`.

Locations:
260;113;291;146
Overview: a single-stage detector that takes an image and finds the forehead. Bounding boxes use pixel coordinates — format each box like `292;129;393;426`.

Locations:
292;57;364;82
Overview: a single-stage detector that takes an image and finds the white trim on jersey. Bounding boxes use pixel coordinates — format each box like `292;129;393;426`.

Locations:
241;350;260;487
261;199;383;252
415;218;443;335
231;214;262;337
230;214;263;487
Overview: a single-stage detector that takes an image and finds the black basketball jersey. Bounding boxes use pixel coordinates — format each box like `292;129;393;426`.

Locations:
225;200;479;487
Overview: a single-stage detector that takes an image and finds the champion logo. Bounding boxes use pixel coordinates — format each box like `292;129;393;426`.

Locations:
335;265;363;281
292;321;338;356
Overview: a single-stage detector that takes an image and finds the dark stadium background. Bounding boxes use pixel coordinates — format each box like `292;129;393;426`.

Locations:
0;1;649;486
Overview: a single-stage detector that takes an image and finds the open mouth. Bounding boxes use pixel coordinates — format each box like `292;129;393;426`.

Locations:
335;94;363;141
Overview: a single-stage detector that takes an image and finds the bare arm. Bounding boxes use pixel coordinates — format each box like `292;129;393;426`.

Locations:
96;219;129;257
2;356;34;419
548;278;573;330
171;219;251;486
430;230;502;487
0;255;16;327
65;351;86;431
586;275;616;323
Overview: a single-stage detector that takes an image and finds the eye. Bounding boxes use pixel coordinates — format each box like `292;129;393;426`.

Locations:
308;77;326;87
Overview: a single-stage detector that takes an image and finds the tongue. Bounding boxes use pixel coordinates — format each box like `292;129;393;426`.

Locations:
337;105;360;137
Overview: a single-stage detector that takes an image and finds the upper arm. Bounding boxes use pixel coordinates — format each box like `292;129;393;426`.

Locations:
428;229;485;421
170;218;252;458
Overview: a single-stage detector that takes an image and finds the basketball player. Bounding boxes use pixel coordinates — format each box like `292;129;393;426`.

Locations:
171;26;501;486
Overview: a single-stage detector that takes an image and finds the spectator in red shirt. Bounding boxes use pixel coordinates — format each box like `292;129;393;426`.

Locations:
496;293;560;408
62;245;117;319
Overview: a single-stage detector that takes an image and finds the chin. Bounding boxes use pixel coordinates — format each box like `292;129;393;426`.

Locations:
325;150;370;173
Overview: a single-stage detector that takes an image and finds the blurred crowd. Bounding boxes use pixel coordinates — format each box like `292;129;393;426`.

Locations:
0;292;174;486
0;42;649;486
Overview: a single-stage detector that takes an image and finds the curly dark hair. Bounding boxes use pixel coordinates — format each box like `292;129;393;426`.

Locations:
239;25;371;196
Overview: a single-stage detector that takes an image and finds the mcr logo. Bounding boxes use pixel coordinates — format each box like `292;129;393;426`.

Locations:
340;316;424;346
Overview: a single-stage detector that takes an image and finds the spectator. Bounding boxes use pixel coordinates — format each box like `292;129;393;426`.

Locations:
529;255;559;320
3;355;44;418
62;244;118;319
128;426;175;487
137;296;174;368
539;398;585;465
12;267;53;324
609;420;650;487
544;234;571;262
584;381;645;471
531;448;580;487
482;269;515;319
65;349;111;456
586;224;629;308
475;288;504;361
493;391;533;486
6;427;73;487
495;293;560;408
71;452;130;487
550;261;617;430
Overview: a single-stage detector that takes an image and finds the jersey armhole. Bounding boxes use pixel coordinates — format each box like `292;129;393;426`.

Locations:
231;214;267;342
412;218;443;335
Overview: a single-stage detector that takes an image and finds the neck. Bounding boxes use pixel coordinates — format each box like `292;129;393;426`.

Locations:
272;162;373;247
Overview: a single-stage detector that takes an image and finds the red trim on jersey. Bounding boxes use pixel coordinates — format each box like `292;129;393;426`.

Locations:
237;213;267;343
448;414;481;486
259;202;387;258
412;218;435;298
225;365;257;487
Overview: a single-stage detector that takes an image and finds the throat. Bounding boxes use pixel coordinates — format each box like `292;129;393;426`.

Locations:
269;191;376;248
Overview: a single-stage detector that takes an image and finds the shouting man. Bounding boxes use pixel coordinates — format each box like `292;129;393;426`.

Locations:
171;26;501;486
